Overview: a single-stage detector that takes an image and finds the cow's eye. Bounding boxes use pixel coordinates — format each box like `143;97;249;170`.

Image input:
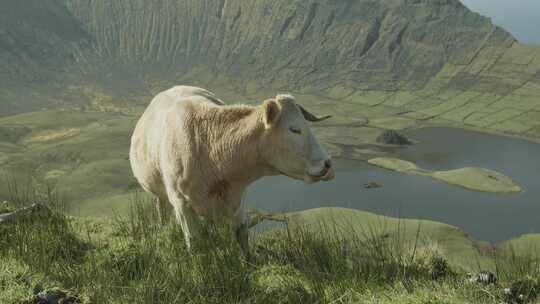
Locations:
289;127;302;134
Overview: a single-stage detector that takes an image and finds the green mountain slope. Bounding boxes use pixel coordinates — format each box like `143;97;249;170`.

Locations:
64;0;497;89
1;0;539;138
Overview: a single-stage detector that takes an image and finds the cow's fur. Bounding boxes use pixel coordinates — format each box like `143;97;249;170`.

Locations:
129;86;333;252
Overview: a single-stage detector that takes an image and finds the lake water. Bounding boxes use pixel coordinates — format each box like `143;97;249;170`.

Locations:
246;127;540;243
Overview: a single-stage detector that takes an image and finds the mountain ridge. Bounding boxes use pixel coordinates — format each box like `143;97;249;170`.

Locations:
1;0;540;140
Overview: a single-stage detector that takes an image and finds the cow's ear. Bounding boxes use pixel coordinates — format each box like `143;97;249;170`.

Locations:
263;99;281;129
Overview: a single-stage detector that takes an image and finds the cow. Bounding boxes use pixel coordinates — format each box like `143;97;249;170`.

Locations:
129;86;334;254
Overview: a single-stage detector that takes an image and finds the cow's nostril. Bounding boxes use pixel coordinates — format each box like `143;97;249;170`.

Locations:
324;159;332;169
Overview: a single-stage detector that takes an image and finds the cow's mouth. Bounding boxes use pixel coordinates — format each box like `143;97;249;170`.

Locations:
308;166;335;181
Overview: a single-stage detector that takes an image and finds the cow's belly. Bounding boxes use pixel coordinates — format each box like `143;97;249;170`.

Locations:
187;194;242;221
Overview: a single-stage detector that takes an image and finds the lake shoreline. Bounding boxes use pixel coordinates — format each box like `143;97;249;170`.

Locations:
405;121;540;146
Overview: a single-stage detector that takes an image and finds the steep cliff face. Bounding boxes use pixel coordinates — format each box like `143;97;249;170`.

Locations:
1;0;540;139
64;0;507;91
0;0;513;89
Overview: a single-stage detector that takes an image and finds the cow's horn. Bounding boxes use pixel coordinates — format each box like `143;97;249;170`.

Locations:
298;105;332;122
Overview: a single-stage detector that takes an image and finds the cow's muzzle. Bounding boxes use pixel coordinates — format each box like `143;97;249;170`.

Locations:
308;159;335;182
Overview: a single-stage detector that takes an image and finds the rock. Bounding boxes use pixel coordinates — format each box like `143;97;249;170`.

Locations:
0;203;53;224
37;290;64;304
27;288;80;304
466;271;498;285
376;130;412;146
364;181;383;189
0;201;11;214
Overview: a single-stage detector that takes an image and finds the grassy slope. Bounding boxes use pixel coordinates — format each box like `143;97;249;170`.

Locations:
0;108;139;212
286;207;491;270
0;86;538;247
2;202;538;304
499;234;540;256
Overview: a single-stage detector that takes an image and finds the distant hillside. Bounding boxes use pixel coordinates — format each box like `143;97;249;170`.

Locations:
1;0;540;137
64;0;504;89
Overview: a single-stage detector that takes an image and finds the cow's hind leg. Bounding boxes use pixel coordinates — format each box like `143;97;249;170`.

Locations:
169;193;202;250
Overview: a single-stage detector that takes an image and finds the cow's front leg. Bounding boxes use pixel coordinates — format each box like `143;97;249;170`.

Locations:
234;209;250;260
169;192;201;250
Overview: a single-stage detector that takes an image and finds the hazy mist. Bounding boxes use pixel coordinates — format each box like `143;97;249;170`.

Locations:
461;0;540;44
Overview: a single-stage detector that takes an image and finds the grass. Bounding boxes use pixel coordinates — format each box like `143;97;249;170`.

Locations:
500;234;540;257
0;77;536;215
368;157;522;193
0;109;139;210
1;194;540;303
285;207;492;271
0;80;539;302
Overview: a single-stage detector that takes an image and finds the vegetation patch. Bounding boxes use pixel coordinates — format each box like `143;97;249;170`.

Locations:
0;125;32;143
368;157;522;193
0;200;539;303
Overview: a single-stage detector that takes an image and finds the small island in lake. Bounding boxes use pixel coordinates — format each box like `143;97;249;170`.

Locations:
368;157;522;193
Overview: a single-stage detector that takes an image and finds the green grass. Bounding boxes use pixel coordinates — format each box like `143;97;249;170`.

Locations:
368;157;522;193
0;83;539;302
0;109;139;210
1;197;540;304
498;234;540;269
285;207;491;270
0;77;537;216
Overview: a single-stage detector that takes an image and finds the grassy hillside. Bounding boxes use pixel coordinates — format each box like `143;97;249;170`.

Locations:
285;207;492;270
0;0;539;141
499;234;540;257
1;2;540;301
1;201;539;304
0;109;139;210
0;0;539;214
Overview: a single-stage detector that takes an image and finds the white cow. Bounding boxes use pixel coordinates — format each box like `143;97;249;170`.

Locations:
129;86;334;252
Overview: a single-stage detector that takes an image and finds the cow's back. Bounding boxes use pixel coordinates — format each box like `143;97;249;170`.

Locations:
129;86;223;196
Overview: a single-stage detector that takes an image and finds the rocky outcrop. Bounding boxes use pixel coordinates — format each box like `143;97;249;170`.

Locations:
376;130;412;145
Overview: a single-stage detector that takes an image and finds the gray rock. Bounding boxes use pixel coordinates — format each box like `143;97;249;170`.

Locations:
37;290;64;304
466;271;498;284
364;181;383;189
376;130;412;145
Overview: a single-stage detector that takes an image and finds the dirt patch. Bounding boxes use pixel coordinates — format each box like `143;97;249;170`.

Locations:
26;128;80;143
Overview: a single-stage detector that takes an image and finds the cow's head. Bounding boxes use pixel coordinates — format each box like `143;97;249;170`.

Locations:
260;94;335;183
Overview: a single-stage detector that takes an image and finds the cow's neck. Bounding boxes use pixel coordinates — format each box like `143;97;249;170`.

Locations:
202;104;267;205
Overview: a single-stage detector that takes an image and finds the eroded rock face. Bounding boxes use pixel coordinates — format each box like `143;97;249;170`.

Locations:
0;1;511;88
62;0;504;90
